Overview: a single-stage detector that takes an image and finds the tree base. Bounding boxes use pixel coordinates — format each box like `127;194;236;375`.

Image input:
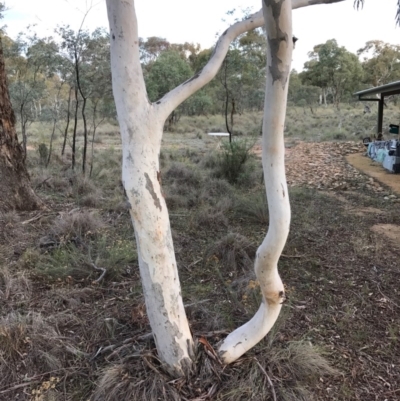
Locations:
0;148;44;212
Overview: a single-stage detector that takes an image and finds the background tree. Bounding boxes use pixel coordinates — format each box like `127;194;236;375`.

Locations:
57;26;112;173
145;50;192;127
300;39;363;106
0;3;43;211
288;69;320;107
358;40;400;87
7;33;58;158
217;28;266;140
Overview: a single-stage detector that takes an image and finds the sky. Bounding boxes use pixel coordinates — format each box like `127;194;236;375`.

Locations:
2;0;400;72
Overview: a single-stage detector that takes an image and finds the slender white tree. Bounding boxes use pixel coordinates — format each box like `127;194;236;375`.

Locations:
105;0;345;377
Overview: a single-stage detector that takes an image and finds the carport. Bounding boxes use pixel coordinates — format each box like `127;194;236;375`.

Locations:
354;80;400;135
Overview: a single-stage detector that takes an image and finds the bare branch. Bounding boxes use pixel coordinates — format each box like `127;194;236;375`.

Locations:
91;262;106;283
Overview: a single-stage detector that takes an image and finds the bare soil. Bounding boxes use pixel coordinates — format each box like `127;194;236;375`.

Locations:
346;152;400;195
1;140;400;400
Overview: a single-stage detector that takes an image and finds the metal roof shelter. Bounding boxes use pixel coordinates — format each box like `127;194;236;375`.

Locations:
354;81;400;135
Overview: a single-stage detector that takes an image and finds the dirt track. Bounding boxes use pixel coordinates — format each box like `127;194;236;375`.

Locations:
256;141;400;196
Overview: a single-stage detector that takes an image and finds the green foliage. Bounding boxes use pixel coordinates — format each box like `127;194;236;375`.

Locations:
216;139;254;184
37;143;48;166
145;50;193;102
288;70;320;106
358;40;400;87
300;39;363;106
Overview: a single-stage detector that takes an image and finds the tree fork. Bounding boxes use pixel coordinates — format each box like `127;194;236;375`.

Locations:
106;0;346;376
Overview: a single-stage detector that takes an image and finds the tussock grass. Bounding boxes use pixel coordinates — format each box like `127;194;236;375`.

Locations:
165;192;191;210
51;210;104;242
0;312;68;389
235;191;269;225
192;207;229;231
0;266;31;303
92;337;338;401
164;161;202;186
200;178;234;205
0;211;22;244
34;245;92;280
205;233;257;276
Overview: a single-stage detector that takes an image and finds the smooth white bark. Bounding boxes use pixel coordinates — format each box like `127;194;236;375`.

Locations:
106;0;193;376
218;0;293;364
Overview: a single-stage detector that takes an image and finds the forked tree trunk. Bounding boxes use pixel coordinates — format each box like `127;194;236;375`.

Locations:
106;0;345;377
0;36;43;212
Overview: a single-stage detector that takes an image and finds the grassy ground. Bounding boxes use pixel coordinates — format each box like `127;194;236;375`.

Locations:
1;108;400;400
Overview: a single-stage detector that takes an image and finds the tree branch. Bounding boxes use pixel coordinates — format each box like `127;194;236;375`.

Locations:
155;0;345;121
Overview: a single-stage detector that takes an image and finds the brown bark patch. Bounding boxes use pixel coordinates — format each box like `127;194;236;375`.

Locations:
144;172;162;211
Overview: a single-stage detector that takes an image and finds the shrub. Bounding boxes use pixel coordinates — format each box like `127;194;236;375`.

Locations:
216;139;254;184
37;143;48;166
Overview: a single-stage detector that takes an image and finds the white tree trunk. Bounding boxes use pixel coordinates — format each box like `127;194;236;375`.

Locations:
218;0;292;364
106;0;346;376
106;0;194;377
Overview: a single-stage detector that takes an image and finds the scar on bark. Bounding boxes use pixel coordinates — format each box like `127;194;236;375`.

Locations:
279;290;286;304
144;172;162;210
264;0;290;87
281;183;285;198
183;71;201;85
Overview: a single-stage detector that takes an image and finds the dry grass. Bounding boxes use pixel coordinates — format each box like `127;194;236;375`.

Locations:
235;191;269;225
0;211;22;244
192;207;229;231
205;233;257;276
51;210;105;242
0;312;68;389
3;108;400;400
0;266;31;303
92;336;339;401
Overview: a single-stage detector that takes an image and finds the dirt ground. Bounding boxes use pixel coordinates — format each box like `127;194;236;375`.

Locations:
346;152;400;195
1;140;400;400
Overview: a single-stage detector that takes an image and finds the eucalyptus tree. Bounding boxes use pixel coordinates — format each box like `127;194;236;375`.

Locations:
139;36;170;66
301;39;363;106
217;27;266;140
288;69;320;106
358;40;400;87
105;0;346;377
145;50;193;126
7;33;58;157
57;26;112;173
0;3;42;211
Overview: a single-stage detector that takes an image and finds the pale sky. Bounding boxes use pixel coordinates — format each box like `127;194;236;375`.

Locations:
2;0;400;71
